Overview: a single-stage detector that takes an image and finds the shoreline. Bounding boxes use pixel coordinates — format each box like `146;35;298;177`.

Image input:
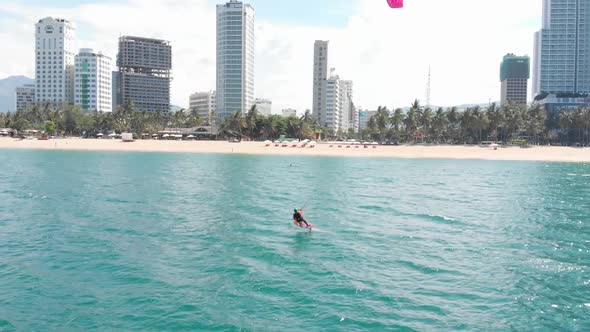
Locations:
0;138;589;163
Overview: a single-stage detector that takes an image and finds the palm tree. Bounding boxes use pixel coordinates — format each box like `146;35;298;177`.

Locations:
404;108;418;143
186;108;203;128
582;108;590;146
486;103;504;142
432;107;448;143
0;112;8;128
374;106;390;141
220;111;247;137
504;105;525;143
299;109;317;139
367;116;378;140
559;111;574;145
261;115;280;140
245;105;259;139
460;108;474;143
172;109;187;128
111;100;138;134
526;104;547;145
389;108;405;141
417;107;433;142
445;107;460;143
472;107;489;143
286;116;302;139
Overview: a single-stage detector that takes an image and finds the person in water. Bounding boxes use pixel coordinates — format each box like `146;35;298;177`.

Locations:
293;209;310;227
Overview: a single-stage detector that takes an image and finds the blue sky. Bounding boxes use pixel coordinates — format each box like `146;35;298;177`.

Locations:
7;0;355;27
213;0;354;27
1;0;543;111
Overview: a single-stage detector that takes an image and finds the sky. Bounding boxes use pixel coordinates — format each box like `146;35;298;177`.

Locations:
0;0;542;113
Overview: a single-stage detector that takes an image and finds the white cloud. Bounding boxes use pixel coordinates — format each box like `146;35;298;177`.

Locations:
0;0;541;112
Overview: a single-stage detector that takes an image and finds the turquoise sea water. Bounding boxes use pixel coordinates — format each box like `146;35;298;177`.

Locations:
1;150;590;331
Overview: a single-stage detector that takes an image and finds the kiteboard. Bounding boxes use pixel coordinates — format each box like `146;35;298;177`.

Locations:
293;221;314;230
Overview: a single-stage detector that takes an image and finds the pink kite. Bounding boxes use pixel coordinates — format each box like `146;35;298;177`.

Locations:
387;0;404;8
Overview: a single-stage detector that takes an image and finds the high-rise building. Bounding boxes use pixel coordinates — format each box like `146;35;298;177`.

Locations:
216;0;255;122
189;91;217;125
312;40;329;124
117;36;172;112
359;110;376;131
323;74;343;131
15;84;36;111
282;108;297;117
340;80;353;131
112;71;121;111
35;17;76;105
500;54;530;106
74;48;112;112
533;0;590;97
254;98;272;116
321;72;355;132
355;105;364;130
350;104;360;133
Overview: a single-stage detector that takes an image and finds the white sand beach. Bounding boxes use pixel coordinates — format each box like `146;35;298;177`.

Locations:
0;137;588;163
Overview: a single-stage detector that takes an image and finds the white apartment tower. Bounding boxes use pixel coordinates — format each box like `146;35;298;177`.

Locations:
74;49;112;112
323;73;343;131
282;108;297;117
216;0;255;122
189;91;217;125
313;40;329;124
340;80;353;131
15;84;36;111
254;98;272;116
321;71;355;133
35;17;76;105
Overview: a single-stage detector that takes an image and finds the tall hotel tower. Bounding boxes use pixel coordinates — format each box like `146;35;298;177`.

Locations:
35;17;76;105
533;0;590;96
216;0;255;122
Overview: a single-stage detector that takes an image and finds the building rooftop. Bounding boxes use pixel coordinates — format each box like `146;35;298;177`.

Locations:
120;36;170;45
218;0;254;10
38;17;72;24
500;54;530;81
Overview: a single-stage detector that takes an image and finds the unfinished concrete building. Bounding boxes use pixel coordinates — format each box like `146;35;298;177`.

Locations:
117;36;171;112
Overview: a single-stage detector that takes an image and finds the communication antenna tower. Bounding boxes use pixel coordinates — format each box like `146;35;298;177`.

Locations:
425;66;431;108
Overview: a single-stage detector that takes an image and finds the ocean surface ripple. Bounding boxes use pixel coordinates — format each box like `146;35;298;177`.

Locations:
1;150;589;331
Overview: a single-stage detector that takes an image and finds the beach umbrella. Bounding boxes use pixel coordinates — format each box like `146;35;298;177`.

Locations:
108;133;116;137
490;143;499;147
152;133;158;137
97;133;103;136
264;140;272;143
162;134;170;138
371;142;379;145
187;135;195;138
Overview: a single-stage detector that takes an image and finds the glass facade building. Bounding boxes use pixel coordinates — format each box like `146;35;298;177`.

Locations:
216;0;255;122
533;0;590;96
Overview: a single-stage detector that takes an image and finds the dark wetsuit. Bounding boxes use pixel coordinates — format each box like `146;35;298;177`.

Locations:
293;211;309;226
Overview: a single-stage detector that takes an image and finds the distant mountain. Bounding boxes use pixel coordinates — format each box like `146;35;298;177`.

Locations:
170;105;184;112
0;76;34;112
390;102;499;112
452;102;499;110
